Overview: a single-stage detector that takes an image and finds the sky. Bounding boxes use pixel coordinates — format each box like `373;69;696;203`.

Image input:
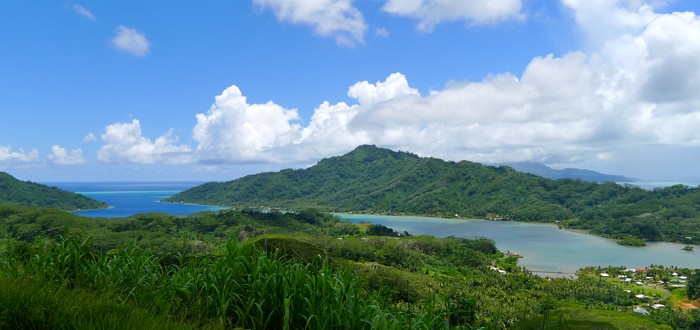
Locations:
2;0;700;182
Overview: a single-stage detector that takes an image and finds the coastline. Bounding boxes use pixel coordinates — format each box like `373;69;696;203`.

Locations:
71;204;112;213
159;200;230;210
338;211;699;246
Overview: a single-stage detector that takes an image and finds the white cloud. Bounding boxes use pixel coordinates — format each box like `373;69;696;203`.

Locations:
383;0;524;31
83;133;97;143
193;85;302;163
254;0;367;46
0;146;40;169
48;145;86;165
97;119;191;164
348;72;420;105
73;4;96;20
0;146;40;163
111;25;150;57
636;12;700;104
87;1;700;172
375;27;391;38
562;0;659;50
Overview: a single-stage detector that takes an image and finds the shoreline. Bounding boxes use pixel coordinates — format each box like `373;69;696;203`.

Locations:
71;204;112;213
159;200;230;210
338;211;698;246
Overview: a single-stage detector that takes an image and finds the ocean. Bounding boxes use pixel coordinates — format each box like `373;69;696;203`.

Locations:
47;182;226;218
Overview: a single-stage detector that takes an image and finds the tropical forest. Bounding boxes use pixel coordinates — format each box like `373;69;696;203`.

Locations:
1;146;700;329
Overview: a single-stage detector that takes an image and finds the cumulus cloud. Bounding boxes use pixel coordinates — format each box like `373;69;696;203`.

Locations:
48;145;86;165
111;25;150;57
0;146;39;165
193;85;302;163
89;1;700;170
83;133;97;143
97;119;191;164
254;0;367;46
562;0;659;50
188;3;700;166
73;4;96;20
636;12;700;104
383;0;524;31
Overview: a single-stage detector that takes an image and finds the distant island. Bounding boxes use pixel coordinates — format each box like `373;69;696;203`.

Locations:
0;172;107;211
501;161;635;182
167;145;700;244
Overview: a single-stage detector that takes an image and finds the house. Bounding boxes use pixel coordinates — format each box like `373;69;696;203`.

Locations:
652;304;665;309
635;294;647;299
600;273;610;277
634;307;649;315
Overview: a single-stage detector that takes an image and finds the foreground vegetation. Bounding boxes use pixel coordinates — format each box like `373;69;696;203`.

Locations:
0;172;106;211
1;205;699;328
167;145;700;244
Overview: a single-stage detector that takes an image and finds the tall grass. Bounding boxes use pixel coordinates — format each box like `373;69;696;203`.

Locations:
0;236;461;329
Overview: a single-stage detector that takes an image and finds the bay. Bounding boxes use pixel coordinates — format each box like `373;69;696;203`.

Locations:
43;182;699;274
46;182;227;218
339;214;700;275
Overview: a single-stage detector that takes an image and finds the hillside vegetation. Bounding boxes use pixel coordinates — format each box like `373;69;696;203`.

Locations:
0;172;107;211
167;145;700;243
2;205;693;329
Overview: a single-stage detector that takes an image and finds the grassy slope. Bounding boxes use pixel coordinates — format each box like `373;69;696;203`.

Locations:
1;205;689;328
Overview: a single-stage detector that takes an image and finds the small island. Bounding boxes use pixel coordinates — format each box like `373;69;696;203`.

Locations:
617;236;647;246
682;245;694;251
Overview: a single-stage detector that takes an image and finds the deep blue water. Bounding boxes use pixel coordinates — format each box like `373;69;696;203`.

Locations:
46;182;226;218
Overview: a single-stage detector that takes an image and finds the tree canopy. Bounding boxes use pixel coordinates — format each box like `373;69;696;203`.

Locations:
168;145;700;243
0;172;107;211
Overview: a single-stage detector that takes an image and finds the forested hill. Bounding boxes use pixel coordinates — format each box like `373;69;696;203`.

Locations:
0;172;107;211
168;145;700;243
502;161;634;182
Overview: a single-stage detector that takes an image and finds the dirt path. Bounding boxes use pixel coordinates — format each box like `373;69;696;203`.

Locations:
653;286;671;303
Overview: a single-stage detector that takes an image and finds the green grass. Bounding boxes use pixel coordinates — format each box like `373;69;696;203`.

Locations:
515;306;672;330
0;275;202;330
0;236;465;329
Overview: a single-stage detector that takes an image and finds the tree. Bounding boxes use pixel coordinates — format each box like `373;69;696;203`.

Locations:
688;270;700;300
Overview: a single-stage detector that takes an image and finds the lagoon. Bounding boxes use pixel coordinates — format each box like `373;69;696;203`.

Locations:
44;181;699;274
339;214;699;275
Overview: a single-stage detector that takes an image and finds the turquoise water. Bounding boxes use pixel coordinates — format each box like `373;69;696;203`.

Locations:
339;214;700;274
44;182;698;273
47;182;226;218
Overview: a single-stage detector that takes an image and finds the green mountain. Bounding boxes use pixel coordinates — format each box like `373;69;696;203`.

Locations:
167;145;700;243
503;161;634;182
0;172;107;211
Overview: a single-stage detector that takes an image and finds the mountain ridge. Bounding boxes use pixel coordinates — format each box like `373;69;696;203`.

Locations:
502;161;635;182
167;145;700;243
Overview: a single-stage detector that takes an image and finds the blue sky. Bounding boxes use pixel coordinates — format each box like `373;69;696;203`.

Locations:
1;1;700;182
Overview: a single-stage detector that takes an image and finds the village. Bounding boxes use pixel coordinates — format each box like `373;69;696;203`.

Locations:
589;266;697;315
